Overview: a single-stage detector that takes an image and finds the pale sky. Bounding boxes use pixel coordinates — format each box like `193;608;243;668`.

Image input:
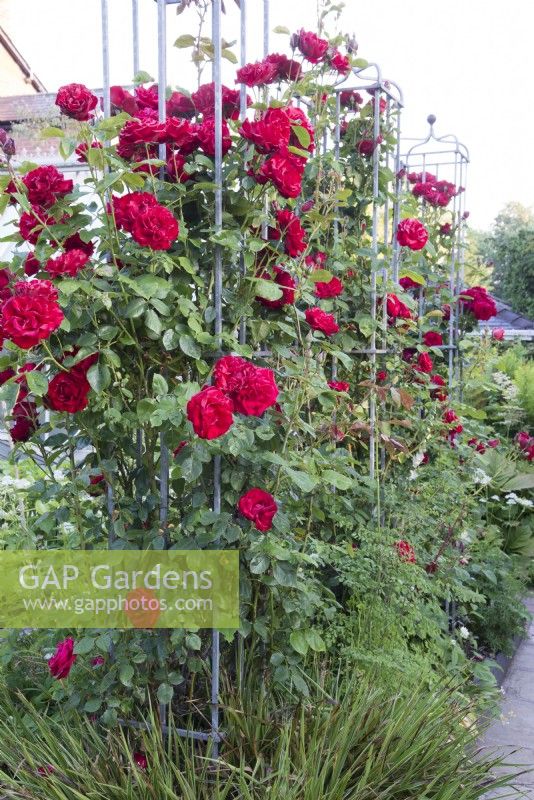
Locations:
2;0;533;231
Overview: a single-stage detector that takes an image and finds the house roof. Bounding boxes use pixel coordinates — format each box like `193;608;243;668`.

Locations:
0;25;47;95
0;92;58;126
481;296;534;331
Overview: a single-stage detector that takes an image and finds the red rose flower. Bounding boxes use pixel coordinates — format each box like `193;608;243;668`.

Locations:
414;352;433;373
314;275;343;299
91;655;105;667
357;137;383;157
232;367;279;417
386;293;412;320
19;208;56;244
238;488;277;532
430;373;447;401
55;83;98;121
187;386;234;439
328;380;349;392
460;286;496;321
132;205;179;250
46;368;91;413
48;637;77;679
294;29;329;63
276;209;307;257
133;752;148;770
163;117;196;149
166;91;195;118
9;398;38;442
492;328;505;340
259;151;304;198
305;307;339;336
22;166;73;209
191;83;244;119
197;117;232;157
166;152;189;182
395;540;416;563
423;331;443;347
264;53;302;81
396;218;429;251
256;266;296;309
213;355;255;395
439;223;452;235
443;408;458;424
110;85;139;115
236;60;278;87
75;141;104;164
487;438;500;448
135;84;159;110
376;370;387;382
110;191;158;233
213;356;279;417
0;368;15;386
399;275;423;291
516;431;532;451
23;253;40;277
46;249;90;278
340;90;363;109
1;280;63;349
330;50;351;75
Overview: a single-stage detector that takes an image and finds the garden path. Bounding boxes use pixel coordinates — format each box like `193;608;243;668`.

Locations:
481;594;534;798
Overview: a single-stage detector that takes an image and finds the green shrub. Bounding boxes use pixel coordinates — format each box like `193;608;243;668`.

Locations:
0;672;522;800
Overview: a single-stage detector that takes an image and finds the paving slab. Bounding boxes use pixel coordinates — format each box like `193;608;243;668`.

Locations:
482;597;534;798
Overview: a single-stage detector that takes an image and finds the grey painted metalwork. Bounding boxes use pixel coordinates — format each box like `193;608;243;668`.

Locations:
402;115;470;393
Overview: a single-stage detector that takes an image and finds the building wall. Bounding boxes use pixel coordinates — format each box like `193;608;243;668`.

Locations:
0;44;37;96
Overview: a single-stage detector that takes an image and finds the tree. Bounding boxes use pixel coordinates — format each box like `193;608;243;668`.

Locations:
484;203;534;319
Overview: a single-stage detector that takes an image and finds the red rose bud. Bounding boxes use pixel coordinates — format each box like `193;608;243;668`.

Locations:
238;488;277;532
376;370;387;382
492;328;505;340
48;637;76;679
55;83;98;121
396;218;429;251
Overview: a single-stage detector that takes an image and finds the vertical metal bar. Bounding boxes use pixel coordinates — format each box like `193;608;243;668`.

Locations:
156;0;169;733
157;0;167;164
238;0;247;346
369;89;381;483
263;0;269;57
132;0;140;77
448;150;459;391
101;0;111;119
211;0;223;761
391;107;402;284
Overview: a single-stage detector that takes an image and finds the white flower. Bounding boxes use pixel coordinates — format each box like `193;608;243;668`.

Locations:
473;468;491;486
459;530;472;543
505;492;533;508
412;451;425;469
409;469;418;481
459;626;470;639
